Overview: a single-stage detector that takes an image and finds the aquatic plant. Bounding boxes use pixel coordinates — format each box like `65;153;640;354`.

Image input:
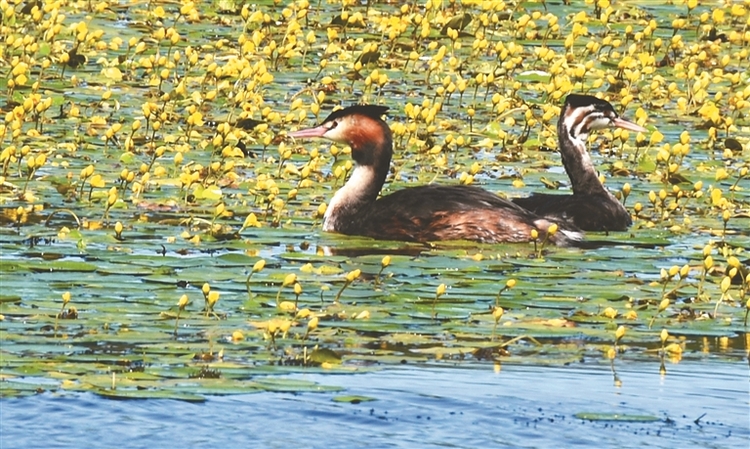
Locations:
0;0;748;400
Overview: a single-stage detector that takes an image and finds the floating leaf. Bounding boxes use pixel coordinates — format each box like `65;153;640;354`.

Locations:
95;389;206;402
574;413;660;422
332;395;377;404
309;348;343;365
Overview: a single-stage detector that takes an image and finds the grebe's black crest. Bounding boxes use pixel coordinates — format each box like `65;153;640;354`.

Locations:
323;105;389;123
565;94;614;112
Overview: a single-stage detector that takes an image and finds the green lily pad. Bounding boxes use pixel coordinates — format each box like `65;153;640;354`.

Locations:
95;388;207;402
332;395;377;404
309;348;343;364
574;412;661;422
253;378;344;393
27;260;98;272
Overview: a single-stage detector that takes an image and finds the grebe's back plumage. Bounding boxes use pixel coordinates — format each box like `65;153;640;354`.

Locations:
331;183;569;243
289;105;581;246
512;94;647;232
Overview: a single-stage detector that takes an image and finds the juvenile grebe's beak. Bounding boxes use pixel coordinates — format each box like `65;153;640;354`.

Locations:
288;124;329;139
613;117;647;133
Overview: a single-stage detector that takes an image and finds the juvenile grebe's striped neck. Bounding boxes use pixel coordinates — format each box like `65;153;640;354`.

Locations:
513;94;648;232
557;94;646;196
558;101;607;195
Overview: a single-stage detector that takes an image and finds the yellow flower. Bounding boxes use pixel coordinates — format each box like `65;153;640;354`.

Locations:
282;273;297;287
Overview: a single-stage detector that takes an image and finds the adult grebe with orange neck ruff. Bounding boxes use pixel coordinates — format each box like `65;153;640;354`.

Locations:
512;94;647;232
288;105;581;246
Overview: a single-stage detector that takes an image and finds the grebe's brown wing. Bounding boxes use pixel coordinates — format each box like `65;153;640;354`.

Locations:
513;193;631;232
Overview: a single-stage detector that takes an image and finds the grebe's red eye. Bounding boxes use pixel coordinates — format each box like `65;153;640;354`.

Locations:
327;120;338;130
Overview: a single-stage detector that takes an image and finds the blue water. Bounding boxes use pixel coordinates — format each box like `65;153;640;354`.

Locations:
1;361;747;448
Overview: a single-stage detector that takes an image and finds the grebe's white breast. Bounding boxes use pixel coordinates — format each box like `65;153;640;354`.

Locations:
323;165;379;231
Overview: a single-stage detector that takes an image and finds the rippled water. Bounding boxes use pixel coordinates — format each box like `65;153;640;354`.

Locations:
2;361;747;449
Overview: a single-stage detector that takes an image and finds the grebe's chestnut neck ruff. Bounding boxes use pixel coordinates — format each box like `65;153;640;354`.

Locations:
288;105;581;246
513;94;647;232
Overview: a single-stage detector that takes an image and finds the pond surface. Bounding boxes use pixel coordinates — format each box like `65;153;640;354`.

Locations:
1;0;749;447
2;361;747;449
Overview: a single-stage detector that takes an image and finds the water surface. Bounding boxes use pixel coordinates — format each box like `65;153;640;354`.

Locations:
2;361;747;449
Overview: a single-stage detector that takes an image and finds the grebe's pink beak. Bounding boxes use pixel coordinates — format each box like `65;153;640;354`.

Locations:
288;124;329;139
613;117;647;133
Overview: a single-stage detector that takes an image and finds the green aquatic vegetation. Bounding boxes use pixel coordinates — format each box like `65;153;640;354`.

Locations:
574;412;660;423
0;0;749;400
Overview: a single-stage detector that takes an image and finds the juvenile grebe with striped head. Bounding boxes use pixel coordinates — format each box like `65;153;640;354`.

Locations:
512;94;647;232
289;105;581;246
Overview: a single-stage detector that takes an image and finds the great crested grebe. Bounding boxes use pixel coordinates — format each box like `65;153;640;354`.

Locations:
288;105;581;246
512;94;647;232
